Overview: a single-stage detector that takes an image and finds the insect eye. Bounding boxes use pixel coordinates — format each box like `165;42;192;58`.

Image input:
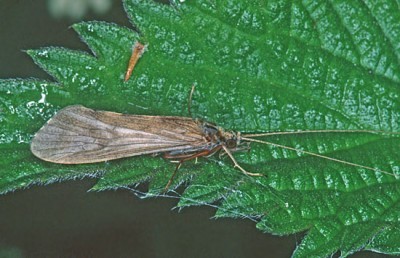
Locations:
226;139;237;149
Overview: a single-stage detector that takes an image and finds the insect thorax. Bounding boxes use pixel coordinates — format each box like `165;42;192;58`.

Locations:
199;121;241;150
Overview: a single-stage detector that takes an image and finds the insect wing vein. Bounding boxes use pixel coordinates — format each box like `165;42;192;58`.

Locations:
31;105;206;164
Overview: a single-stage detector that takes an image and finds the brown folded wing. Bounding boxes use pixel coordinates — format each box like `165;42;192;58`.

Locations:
30;105;207;164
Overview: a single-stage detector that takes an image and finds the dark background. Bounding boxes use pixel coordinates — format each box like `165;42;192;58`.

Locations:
0;1;388;257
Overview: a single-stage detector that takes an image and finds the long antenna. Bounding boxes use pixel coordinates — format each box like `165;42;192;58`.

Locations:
188;84;196;117
240;136;397;178
243;130;400;138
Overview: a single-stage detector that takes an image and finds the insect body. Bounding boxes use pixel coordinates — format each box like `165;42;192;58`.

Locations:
30;105;259;189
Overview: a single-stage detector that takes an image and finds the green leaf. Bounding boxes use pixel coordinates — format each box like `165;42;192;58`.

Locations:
1;0;399;257
366;225;400;255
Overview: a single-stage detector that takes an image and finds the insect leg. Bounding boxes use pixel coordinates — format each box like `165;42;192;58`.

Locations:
164;162;182;193
163;146;222;192
219;142;251;158
222;145;263;177
187;84;196;117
